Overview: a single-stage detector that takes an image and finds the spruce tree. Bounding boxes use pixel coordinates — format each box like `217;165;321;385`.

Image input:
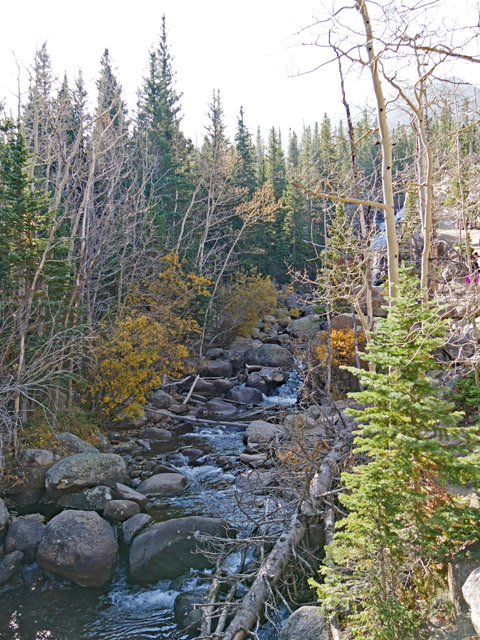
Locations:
317;267;480;639
234;106;257;195
135;15;189;244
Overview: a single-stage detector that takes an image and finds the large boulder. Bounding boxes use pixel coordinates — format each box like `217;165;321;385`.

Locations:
138;427;173;441
191;378;217;396
280;606;329;640
246;372;267;394
463;567;480;634
244;420;286;444
45;453;127;497
199;398;238;420
448;540;480;612
4;517;46;564
287;315;324;340
329;313;363;331
129;516;229;582
0;498;10;534
137;473;187;497
0;551;24;586
122;513;153;545
115;482;148;509
227;386;264;404
258;367;289;391
103;500;140;522
203;359;232;378
149;389;179;409
244;344;294;368
36;510;118;587
174;590;207;633
21;448;55;466
55;432;99;454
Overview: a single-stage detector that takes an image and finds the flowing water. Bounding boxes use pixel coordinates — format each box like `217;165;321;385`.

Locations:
0;374;301;640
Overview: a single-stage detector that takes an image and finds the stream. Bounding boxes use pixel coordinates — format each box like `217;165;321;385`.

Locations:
0;372;302;640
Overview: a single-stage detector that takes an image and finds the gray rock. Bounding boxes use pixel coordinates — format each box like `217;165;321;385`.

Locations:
0;498;10;534
115;483;148;508
259;367;289;390
205;347;224;359
45;453;127;497
227;386;263;404
329;313;363;331
139;427;173;441
129;516;229;582
463;567;480;633
245;344;294;368
245;420;286;444
246;372;267;394
180;448;204;462
168;404;190;415
283;413;318;432
137;473;187;497
21;449;55;466
5;518;46;563
150;389;179;409
0;551;24;586
448;541;480;612
287;315;324;339
56;492;89;510
55;432;99;454
280;606;328;640
84;485;115;511
239;453;268;468
103;500;140;522
212;378;235;395
203;359;232;378
236;469;274;493
200;398;238;419
122;513;153;545
192;378;217;396
37;510;118;587
174;590;206;632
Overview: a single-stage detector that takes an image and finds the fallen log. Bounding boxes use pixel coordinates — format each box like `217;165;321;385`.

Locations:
219;429;353;640
145;407;251;429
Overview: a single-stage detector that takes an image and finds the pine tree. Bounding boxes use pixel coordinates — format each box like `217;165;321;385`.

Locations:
135;15;190;243
234;106;257;195
265;127;286;199
317;267;480;639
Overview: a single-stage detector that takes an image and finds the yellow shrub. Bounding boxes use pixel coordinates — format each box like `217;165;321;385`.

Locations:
315;328;366;368
213;270;277;346
94;252;210;420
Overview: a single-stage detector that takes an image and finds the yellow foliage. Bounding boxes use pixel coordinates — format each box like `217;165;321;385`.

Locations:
315;328;366;368
214;270;277;346
94;252;210;420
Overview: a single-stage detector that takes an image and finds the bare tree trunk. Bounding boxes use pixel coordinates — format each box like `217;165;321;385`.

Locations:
355;0;399;298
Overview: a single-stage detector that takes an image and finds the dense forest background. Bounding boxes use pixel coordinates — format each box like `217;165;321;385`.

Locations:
1;10;480;455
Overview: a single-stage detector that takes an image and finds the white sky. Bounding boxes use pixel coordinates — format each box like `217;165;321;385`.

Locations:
1;1;479;143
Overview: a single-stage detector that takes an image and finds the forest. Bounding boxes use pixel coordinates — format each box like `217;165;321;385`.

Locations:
2;1;480;638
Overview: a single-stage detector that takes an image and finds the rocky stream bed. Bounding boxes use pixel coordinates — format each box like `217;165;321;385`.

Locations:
1;301;480;640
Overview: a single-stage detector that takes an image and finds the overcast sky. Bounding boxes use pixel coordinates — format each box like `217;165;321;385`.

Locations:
1;1;479;143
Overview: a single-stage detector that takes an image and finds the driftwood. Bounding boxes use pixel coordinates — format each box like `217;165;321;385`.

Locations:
218;426;353;640
145;406;251;429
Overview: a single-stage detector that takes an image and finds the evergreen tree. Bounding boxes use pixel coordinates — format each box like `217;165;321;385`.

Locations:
234;106;257;195
135;15;190;243
287;130;300;170
255;127;266;186
265;127;286;199
317;267;480;640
